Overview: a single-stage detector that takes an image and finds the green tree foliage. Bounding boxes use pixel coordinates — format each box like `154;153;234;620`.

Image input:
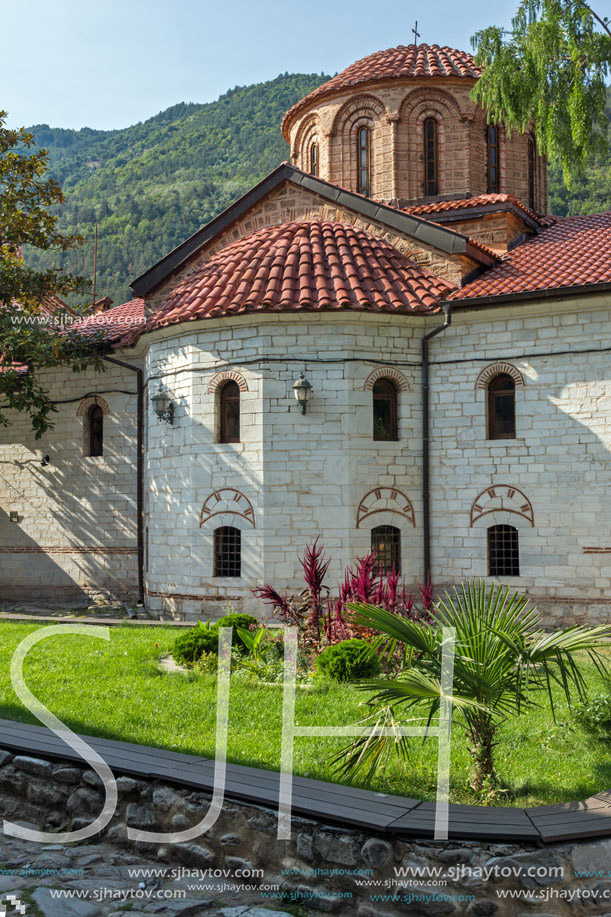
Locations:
0;113;104;437
26;74;329;306
471;0;611;184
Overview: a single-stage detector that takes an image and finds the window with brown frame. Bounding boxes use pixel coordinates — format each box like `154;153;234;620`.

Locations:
309;141;319;176
373;378;398;441
487;124;500;193
356;126;370;196
487;373;516;440
219;380;240;443
214;526;241;577
487;524;520;576
423;118;438;196
371;525;401;574
87;404;104;456
528;137;536;210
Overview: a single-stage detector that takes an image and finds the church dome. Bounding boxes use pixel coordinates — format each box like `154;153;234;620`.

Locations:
141;220;454;336
282;44;481;139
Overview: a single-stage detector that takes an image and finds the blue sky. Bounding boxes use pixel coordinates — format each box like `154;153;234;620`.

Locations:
3;0;517;131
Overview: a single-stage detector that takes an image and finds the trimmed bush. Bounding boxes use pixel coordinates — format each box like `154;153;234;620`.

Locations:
316;638;380;682
215;613;259;652
172;622;219;665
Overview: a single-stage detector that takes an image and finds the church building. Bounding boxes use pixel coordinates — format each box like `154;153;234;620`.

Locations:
1;43;610;626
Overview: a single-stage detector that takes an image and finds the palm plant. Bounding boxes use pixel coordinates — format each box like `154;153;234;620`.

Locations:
334;581;611;794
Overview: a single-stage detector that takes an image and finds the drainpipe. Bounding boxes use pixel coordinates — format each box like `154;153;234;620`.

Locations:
103;354;144;605
422;303;452;581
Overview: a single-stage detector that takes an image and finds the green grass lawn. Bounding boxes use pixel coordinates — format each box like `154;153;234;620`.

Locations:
0;620;609;807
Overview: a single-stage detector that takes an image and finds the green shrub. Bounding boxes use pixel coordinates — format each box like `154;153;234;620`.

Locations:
172;621;219;665
576;691;611;734
316;639;380;682
215;613;259;652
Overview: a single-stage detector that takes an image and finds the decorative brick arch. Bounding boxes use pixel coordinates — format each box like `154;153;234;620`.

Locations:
357;487;415;528
330;92;388;137
364;367;410;393
330;93;388;195
398;88;465;201
76;395;110;417
398;86;465;123
475;362;525;391
207;370;249;395
200;488;256;528
470;485;534;527
293;114;322;170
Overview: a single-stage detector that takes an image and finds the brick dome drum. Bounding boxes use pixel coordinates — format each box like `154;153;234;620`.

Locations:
283;42;547;213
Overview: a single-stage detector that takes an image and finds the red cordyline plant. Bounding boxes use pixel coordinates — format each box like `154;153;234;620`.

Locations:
253;538;431;649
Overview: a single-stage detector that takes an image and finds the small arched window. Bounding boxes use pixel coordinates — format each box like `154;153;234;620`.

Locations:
528;137;536;210
488;524;519;576
371;525;401;574
309;141;319;177
219;380;240;443
423;118;438;196
373;378;398;441
87;404;104;457
488;374;516;440
214;526;241;577
356;126;371;196
487;125;500;193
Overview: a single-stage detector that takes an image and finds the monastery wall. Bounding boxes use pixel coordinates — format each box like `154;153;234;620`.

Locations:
0;361;139;604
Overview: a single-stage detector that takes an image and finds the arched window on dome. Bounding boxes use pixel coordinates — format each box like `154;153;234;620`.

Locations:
219;380;240;443
528;136;536;210
487;373;516;440
423;118;438;197
487;124;500;194
309;141;319;177
356;126;371;196
373;378;398;441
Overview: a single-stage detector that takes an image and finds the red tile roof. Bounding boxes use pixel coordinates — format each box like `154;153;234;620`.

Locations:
120;221;456;344
75;298;146;342
452;212;611;302
283;44;480;137
402;193;552;226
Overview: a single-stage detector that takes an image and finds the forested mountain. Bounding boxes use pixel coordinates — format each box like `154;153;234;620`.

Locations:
25;77;611;307
26;74;329;306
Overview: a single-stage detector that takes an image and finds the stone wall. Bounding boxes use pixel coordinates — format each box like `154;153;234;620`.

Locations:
429;293;611;626
0;749;609;916
0;361;140;604
285;79;548;214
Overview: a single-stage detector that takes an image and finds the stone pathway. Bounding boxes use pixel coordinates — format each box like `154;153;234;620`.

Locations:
0;834;299;917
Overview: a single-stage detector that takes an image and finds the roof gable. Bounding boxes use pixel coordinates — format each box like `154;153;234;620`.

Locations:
130;164;495;299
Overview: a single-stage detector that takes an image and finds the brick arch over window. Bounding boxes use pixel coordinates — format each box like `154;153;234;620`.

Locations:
475;363;525;391
330;94;387;195
470;484;534;527
356;487;415;528
364;367;410;392
397;88;465;201
76;395;111;417
293;114;322;174
200;488;256;528
207;370;249;395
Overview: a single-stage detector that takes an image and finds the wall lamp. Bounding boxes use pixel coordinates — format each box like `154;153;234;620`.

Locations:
292;372;312;415
151;387;174;425
40;455;50;467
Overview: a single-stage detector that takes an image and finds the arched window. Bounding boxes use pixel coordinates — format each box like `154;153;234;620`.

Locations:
487;125;500;193
423;118;438;197
528;137;536;210
371;525;401;574
87;404;104;456
488;524;519;576
219;380;240;443
309;141;319;177
488;374;516;440
214;526;241;577
373;378;398;441
356;126;371;196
